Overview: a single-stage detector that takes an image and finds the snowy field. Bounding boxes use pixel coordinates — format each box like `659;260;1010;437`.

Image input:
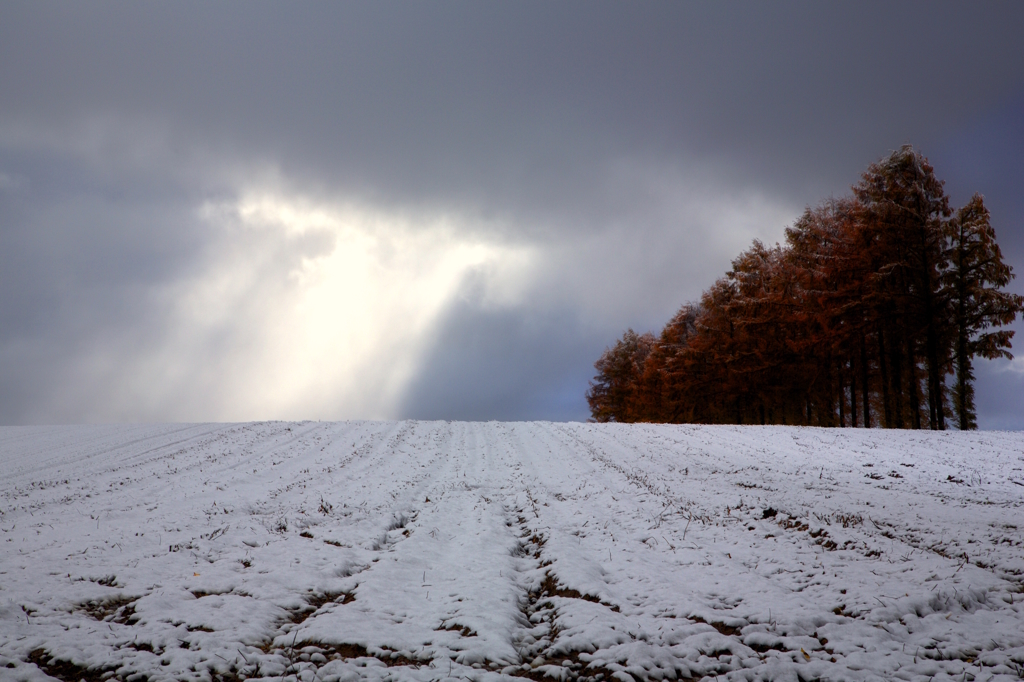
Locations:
1;422;1023;682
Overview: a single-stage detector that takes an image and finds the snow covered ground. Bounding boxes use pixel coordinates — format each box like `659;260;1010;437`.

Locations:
1;422;1023;682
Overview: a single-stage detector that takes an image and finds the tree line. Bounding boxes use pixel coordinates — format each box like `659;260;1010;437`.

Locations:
587;146;1023;429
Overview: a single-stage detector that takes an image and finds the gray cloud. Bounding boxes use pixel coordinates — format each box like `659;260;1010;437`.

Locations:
1;2;1023;425
5;3;1023;208
399;298;594;422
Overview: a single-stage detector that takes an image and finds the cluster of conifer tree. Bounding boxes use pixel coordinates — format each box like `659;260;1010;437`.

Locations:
587;146;1023;429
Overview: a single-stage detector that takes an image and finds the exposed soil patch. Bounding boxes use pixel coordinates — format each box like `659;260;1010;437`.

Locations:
778;516;839;550
746;641;786;653
27;648;120;682
537;571;620;612
91;574;120;587
504;648;694;682
78;595;138;624
437;621;478;637
122;640;160;654
288;589;356;625
688;614;741;637
291;640;426;668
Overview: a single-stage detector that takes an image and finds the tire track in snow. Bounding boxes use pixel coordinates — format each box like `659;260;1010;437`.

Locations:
273;421;533;677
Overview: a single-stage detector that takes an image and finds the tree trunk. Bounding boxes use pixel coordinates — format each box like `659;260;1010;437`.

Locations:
924;302;945;430
955;298;975;430
907;340;921;430
838;362;846;427
850;354;859;427
953;266;975;430
878;328;892;428
861;334;871;428
889;328;905;429
825;359;835;427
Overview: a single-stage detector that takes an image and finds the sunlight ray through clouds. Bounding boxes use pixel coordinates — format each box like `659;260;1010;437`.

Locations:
107;193;535;421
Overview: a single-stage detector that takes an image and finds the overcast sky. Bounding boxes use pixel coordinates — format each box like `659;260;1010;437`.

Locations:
1;2;1023;427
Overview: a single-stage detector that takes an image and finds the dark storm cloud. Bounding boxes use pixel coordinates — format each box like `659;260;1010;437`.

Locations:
1;2;1023;424
6;2;1024;210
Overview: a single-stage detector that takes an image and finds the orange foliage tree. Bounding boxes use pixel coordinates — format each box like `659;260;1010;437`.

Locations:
587;146;1022;429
